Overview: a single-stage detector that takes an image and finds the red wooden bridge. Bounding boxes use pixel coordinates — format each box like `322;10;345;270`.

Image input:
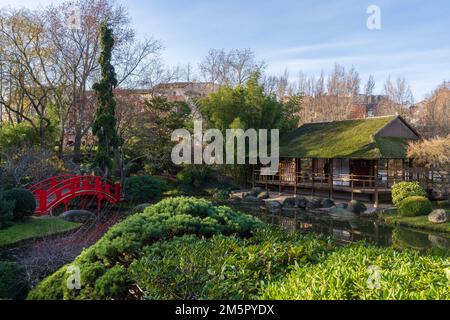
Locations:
27;175;121;215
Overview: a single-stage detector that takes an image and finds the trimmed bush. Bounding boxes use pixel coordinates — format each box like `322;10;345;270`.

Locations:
124;175;167;203
392;182;427;207
398;196;433;217
129;228;333;300
0;194;15;229
28;197;263;300
176;166;212;186
0;261;29;300
3;188;36;221
261;244;449;300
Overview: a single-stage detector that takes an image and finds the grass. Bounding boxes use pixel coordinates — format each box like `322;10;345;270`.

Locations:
380;201;450;234
279;115;413;158
0;216;81;248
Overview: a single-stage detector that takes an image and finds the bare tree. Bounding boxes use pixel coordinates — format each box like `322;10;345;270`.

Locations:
199;48;265;86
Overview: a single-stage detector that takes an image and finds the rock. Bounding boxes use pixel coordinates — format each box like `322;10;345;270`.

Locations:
321;198;335;208
266;201;282;210
347;200;367;214
283;197;297;208
248;187;262;197
295;197;308;209
131;203;151;214
306;199;323;209
428;209;448;224
193;179;201;188
257;191;270;200
60;210;95;223
242;195;262;203
335;203;348;209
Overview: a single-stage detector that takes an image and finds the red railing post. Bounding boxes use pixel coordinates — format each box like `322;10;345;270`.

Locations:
39;189;47;214
114;182;121;202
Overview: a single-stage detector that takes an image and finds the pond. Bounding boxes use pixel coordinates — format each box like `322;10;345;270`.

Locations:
227;202;450;256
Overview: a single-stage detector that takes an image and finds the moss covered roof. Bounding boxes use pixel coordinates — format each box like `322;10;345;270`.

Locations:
279;116;414;159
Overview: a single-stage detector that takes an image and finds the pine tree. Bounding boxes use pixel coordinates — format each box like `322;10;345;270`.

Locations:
92;22;122;178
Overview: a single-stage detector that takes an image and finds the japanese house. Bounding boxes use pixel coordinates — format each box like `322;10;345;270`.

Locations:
253;115;431;206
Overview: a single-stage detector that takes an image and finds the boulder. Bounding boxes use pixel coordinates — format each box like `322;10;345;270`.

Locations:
131;203;151;214
347;200;367;214
242;195;262;203
428;209;448;224
248;187;263;197
321;198;335;208
283;197;297;208
60;210;95;224
335;203;348;209
306;199;323;210
266;201;282;211
257;191;270;200
295;197;308;209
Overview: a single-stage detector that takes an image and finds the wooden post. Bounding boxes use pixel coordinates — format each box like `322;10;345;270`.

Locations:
294;158;298;196
350;174;354;201
329;159;334;199
312;159;315;197
374;161;379;208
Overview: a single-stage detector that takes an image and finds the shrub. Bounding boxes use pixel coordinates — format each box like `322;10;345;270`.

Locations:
261;244;449;300
0;193;15;229
212;188;232;200
398;196;433;217
392;182;427;207
124;175;167;203
3;188;36;221
129;228;334;300
176;166;212;186
0;261;29;300
28;197;263;300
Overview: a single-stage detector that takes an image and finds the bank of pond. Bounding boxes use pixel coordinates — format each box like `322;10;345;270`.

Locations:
7;197;445;300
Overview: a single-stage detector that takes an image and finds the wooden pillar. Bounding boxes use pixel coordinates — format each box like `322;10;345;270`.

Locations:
329;159;334;199
350;173;354;201
294;158;298;196
311;159;315;197
374;161;379;208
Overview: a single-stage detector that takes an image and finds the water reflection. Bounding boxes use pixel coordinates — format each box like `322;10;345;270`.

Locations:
229;202;450;255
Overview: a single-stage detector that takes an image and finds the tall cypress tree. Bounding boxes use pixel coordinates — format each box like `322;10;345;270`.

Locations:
92;22;121;178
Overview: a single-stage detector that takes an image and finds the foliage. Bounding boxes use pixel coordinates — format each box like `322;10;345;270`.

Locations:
212;188;232;200
28;197;263;300
124;175;168;203
398;196;433;217
392;181;427;207
407;135;450;170
176;165;213;186
130;228;333;300
261;244;450;300
92;22;122;177
3;188;36;221
0;261;29;300
0;193;15;230
0;217;80;248
0;122;56;151
123;97;191;174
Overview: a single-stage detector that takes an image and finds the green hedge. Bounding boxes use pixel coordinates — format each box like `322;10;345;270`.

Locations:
0;194;15;229
392;182;427;207
28;197;263;300
261;244;449;300
3;189;36;221
398;196;433;217
124;175;167;203
129;228;333;300
0;261;29;300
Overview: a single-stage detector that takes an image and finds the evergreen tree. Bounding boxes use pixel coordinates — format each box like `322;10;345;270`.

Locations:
92;22;122;178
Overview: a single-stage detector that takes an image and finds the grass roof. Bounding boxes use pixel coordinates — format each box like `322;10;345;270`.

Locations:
279;115;413;159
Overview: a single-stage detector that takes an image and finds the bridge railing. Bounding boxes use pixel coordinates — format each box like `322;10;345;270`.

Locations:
34;175;121;215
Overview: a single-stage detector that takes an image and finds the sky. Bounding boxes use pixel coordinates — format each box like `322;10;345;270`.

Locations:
1;0;450;101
